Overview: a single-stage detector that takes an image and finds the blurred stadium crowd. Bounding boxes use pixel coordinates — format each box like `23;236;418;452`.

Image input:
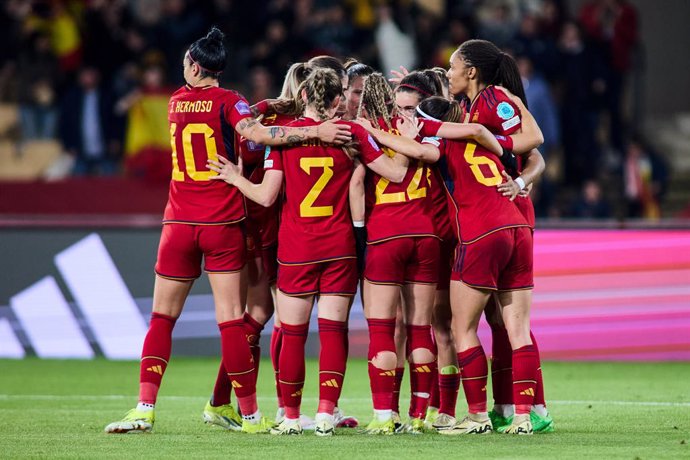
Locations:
0;0;671;219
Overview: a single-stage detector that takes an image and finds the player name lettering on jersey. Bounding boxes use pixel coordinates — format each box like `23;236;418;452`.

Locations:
172;100;213;113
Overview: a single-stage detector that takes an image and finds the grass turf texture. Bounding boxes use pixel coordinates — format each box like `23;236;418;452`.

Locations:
1;358;689;459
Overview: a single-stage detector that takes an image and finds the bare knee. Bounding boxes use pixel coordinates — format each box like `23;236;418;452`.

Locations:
371;350;397;370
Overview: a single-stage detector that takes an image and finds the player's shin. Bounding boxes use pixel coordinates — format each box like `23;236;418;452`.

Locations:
278;322;309;420
367;318;397;420
139;312;177;406
407;325;437;420
219;319;259;418
317;318;348;417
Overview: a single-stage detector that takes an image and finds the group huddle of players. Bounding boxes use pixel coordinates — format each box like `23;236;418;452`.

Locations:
105;27;553;437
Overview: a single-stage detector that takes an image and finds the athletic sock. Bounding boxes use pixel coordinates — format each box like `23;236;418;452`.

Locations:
512;344;539;415
531;331;546;407
211;361;231;407
406;325;436;419
317;318;348;416
392;366;404;414
219;318;258;416
438;365;460;417
490;325;513;406
136;402;154;412
243;312;265;385
278;322;309;420
270;325;284;408
367;318;397;412
139;312;177;405
457;345;488;414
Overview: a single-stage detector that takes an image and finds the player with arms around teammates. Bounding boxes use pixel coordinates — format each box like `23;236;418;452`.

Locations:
209;68;408;436
104;28;350;435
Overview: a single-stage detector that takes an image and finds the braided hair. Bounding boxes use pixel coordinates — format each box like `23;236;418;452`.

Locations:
357;72;395;130
457;39;528;107
302;68;343;121
187;27;226;79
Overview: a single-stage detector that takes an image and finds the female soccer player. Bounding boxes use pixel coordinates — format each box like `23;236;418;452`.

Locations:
209;68;407;436
202;61;312;431
387;95;538;435
446;39;552;433
104;28;350;435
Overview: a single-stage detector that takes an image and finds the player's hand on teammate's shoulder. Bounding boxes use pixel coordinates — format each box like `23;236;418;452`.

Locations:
318;119;352;145
208;155;243;185
352;117;375;133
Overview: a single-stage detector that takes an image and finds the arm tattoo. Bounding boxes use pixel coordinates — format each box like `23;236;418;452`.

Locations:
286;135;303;143
238;118;258;131
269;127;286;139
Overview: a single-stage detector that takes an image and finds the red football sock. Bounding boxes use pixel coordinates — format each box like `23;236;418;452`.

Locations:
490;325;513;405
211;361;231;406
512;344;539;415
139;313;177;404
406;325;437;419
219;319;257;415
279;322;309;419
392;367;404;414
367;318;397;411
270;325;284;408
438;372;461;417
531;331;546;406
317;318;348;415
243;312;265;384
429;369;440;409
457;346;488;414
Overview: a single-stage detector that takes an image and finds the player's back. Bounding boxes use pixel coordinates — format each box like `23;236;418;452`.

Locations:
269;117;355;264
441;139;528;243
365;117;436;244
164;85;249;224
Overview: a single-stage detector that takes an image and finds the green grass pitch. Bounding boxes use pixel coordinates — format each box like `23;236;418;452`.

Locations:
1;358;689;459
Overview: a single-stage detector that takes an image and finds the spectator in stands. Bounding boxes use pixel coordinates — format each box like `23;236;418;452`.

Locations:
579;0;639;154
556;20;603;186
16;31;59;141
59;66;118;175
624;136;669;219
518;55;559;158
568;180;612;219
375;4;417;77
477;2;517;49
117;60;172;183
512;13;559;79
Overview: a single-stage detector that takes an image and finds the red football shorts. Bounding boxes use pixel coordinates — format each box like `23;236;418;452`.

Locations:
437;236;457;291
451;226;533;291
155;223;246;280
262;243;278;283
364;236;440;285
277;258;358;296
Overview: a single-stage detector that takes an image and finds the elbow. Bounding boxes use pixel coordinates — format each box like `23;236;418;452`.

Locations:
259;194;277;208
533;132;545;149
390;169;406;184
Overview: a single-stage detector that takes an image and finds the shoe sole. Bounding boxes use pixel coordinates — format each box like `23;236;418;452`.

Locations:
202;413;242;432
315;429;334;437
439;425;492;435
104;423;152;434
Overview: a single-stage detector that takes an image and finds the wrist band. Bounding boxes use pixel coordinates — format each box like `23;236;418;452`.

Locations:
353;220;365;228
515;177;526;191
495;135;514;152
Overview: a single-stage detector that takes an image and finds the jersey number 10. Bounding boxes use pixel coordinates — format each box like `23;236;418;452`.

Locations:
170;122;219;181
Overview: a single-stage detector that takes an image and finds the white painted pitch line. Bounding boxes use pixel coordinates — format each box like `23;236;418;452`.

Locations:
0;394;689;407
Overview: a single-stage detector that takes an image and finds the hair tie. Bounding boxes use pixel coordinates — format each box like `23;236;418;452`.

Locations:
415;106;440;122
398;83;432;97
186;50;223;76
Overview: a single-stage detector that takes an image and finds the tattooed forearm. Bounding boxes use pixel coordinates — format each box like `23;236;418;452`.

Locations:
286;135;303;143
238;118;259;131
269;127;287;139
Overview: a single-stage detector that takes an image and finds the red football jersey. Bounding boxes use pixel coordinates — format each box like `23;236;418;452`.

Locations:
240;112;298;248
264;118;383;264
436;138;529;243
163;85;252;224
469;85;535;228
365;117;437;244
429;165;455;241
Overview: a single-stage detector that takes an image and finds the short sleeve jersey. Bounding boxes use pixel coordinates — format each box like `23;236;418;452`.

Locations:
264;118;383;264
364;117;437;244
469;86;535;228
437;139;528;244
163;85;253;224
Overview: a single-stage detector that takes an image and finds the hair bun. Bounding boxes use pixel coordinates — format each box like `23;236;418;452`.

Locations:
205;27;225;43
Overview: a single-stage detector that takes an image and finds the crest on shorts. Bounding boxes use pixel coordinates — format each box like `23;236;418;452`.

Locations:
496;102;515;120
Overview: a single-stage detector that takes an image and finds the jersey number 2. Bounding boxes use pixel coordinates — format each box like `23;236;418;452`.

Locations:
300;157;334;217
170;122;219;181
